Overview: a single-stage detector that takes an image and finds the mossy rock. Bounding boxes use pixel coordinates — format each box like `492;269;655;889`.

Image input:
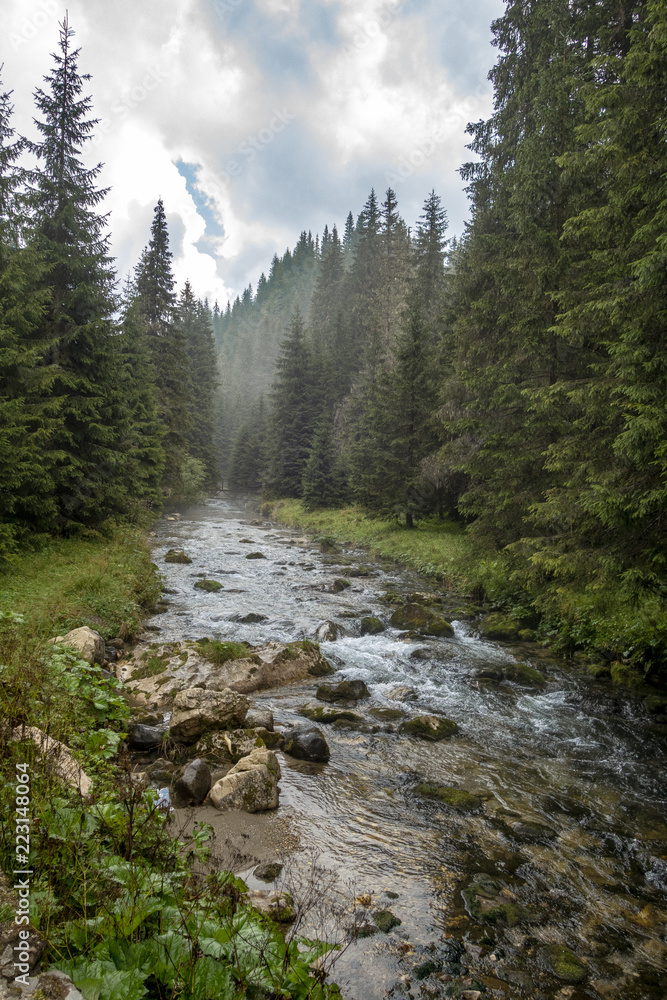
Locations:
390;604;454;637
131;655;169;680
478;613;521;641
360;616;385;635
588;663;612;680
195;639;250;664
246;551;267;559
300;704;363;725
511;820;557;843
542;944;587;982
504;663;546;688
332;578;351;592
255;728;284;750
164;548;192;564
415;783;483;814
194;579;223;592
408;592;441;607
380;591;403;604
610;661;644;689
368;707;406;721
645;694;667;714
398;714;459;741
372;909;401;933
316;679;369;702
518;628;536;642
307;655;335;677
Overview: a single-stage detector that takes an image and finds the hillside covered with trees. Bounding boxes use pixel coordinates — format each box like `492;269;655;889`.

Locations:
0;18;219;565
224;0;667;676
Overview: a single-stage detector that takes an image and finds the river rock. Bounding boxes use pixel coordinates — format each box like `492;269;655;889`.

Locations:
474;662;546;688
316;679;370;702
245;708;274;730
246;889;296;922
194;579;223;592
169;688;249;743
372;909;401;933
164;548;192;563
463;873;539;927
208;748;281;812
387;685;417;701
398;715;459;740
478;613;521;641
172;758;211;806
246;551;266;559
283;726;330;762
12;727;92;796
50;626;105;665
254;862;283;882
126;639;334;705
360;616;385;635
127;723;167;749
415;783;483;813
390;604;454;637
300;703;364;725
233;612;268;623
315;620;342;641
541;944;587;982
511;819;557;842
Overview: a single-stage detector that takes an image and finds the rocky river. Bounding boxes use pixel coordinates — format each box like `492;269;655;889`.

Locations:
132;496;666;1000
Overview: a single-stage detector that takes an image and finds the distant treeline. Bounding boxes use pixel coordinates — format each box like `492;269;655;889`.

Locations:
224;0;667;670
0;19;219;563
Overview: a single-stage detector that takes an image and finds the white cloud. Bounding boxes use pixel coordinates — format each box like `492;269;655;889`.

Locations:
1;0;502;302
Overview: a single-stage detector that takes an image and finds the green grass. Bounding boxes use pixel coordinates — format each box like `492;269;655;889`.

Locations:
271;500;473;587
0;527;162;641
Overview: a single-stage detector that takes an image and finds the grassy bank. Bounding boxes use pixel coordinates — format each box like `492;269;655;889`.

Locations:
268;500;477;589
269;500;667;684
0;527;162;641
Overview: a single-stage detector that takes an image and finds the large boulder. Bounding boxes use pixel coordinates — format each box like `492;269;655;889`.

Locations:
316;679;369;702
169;688;249;743
127;723;167;749
173;758;212;806
126;639;334;706
208;748;281;812
50;626;105;665
283;726;330;762
360;616;385;635
12;727;92;795
398;715;459;741
390;604;454;637
315;620;342;641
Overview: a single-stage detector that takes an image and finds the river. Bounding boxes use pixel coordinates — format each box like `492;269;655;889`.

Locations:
144;496;667;1000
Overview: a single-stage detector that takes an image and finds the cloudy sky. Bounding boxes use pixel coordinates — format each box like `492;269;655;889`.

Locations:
3;0;504;305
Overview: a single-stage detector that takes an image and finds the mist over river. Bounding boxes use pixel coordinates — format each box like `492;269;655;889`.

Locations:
145;496;667;1000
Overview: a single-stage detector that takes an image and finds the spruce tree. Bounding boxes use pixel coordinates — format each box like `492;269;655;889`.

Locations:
302;418;348;510
134;199;191;494
176;281;219;486
263;309;317;498
25;16;129;532
0;72;57;557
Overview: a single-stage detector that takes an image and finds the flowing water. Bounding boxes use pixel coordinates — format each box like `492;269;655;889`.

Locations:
145;497;667;1000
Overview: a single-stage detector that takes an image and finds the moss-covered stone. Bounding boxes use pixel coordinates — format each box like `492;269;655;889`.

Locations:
543;944;587;982
408;592;441;607
300;704;363;725
504;663;546;687
130;655;169;680
390;603;454;637
332;578;351;591
380;591;403;604
316;679;369;702
368;707;406;721
478;613;521;641
360;616;385;635
645;694;667;714
194;579;223;592
517;628;536;642
372;909;401;933
164;548;192;564
398;714;459;740
245;551;267;559
195;639;250;664
610;661;644;689
588;663;612;680
414;783;483;814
